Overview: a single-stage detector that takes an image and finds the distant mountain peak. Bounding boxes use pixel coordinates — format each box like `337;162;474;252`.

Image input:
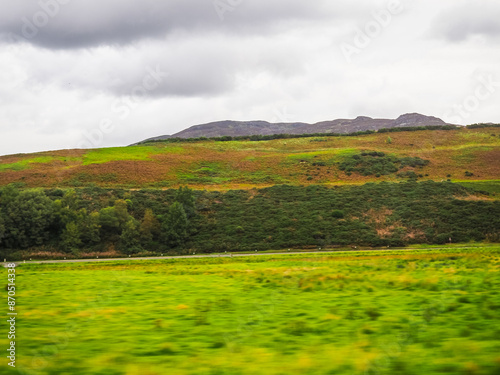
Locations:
135;113;455;144
395;113;445;125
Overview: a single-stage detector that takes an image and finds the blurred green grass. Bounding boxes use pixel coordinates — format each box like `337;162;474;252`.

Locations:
4;247;500;374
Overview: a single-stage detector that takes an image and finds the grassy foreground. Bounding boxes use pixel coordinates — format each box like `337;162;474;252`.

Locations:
4;247;500;374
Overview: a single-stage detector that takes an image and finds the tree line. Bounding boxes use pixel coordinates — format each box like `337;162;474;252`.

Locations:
0;185;195;256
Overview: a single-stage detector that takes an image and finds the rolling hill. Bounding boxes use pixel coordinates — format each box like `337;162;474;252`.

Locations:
0;125;499;192
1;123;499;258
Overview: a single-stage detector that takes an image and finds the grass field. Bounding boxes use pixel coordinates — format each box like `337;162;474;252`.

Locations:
0;127;499;189
4;246;500;374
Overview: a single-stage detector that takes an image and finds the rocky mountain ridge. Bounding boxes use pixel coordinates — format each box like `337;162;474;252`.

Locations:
137;113;455;143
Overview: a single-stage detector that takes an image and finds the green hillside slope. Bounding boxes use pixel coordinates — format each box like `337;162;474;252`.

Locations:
0;126;499;190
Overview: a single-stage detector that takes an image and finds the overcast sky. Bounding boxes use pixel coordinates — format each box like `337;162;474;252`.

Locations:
0;0;499;155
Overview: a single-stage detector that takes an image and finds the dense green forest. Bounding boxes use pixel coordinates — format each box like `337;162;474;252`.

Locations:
0;181;499;259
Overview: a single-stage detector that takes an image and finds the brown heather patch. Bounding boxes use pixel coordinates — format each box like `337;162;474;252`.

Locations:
477;148;500;173
19;249;125;260
362;208;402;238
48;149;87;158
0;149;86;164
403;229;427;241
374;223;407;238
0;168;67;188
20;250;69;259
0;171;24;186
454;194;495;201
79;250;123;258
0;155;28;164
247;188;259;200
375;227;393;237
66;160;172;185
363;208;393;223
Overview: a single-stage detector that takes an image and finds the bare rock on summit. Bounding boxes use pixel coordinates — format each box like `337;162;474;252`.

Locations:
394;113;447;127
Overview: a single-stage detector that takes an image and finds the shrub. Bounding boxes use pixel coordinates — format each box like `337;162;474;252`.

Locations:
338;152;429;177
397;171;419;180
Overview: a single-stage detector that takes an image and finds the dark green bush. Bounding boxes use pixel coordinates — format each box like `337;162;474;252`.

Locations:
338;152;429;177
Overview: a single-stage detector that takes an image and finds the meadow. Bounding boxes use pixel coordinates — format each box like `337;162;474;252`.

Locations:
4;246;500;375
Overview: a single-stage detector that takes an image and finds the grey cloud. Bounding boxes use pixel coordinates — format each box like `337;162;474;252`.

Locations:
4;0;500;157
0;0;362;50
17;33;309;98
431;0;500;42
108;57;236;98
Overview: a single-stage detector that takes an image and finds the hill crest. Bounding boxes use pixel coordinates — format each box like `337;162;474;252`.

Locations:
137;113;452;143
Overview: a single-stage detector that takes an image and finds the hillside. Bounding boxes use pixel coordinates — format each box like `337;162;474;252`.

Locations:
0;126;499;191
137;113;452;143
1;180;499;259
1;125;499;258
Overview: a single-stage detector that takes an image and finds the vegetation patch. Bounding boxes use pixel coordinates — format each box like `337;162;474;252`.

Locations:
287;150;339;161
82;145;183;165
176;162;288;185
0;156;58;172
457;180;500;196
1;181;499;258
339;151;430;177
177;162;238;185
